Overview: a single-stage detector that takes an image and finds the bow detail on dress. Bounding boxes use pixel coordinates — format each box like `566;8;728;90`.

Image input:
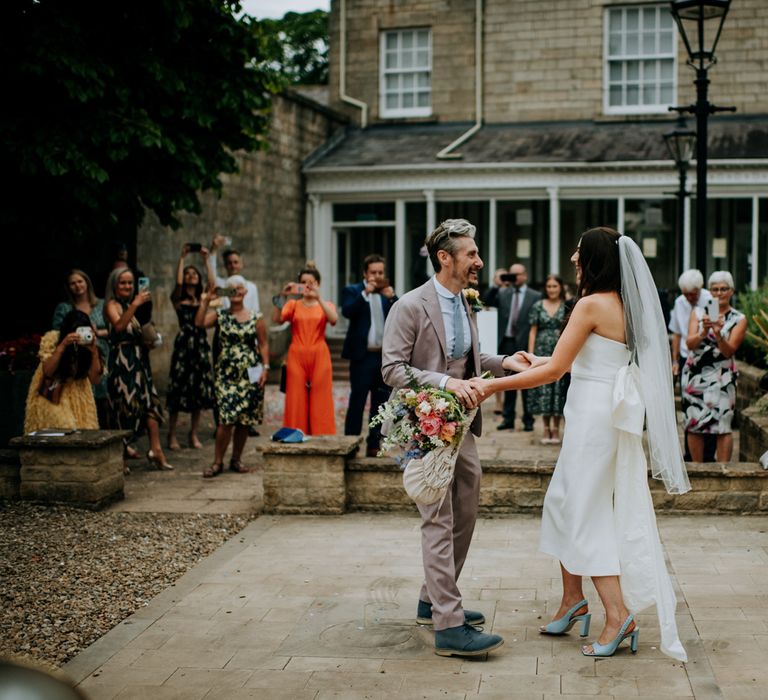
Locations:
612;363;644;437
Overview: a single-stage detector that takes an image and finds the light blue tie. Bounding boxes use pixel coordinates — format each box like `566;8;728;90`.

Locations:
452;295;464;359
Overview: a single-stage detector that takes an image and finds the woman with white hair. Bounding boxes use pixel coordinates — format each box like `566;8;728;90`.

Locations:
668;270;712;378
682;270;747;462
195;274;269;478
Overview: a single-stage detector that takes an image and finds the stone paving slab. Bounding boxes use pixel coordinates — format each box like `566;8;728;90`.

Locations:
62;512;768;699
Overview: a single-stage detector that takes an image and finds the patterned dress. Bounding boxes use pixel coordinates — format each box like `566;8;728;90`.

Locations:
166;304;214;413
214;310;264;426
107;302;163;438
527;300;567;416
52;300;109;402
682;307;744;435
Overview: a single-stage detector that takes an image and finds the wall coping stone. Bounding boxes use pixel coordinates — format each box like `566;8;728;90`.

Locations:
262;435;363;457
10;430;131;450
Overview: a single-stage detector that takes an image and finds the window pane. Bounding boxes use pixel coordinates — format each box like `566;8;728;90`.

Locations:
386;33;398;50
659;30;674;53
642;7;657;31
660;84;673;103
642;31;656;54
417;30;429;47
642;59;658;81
609;62;623;81
403;92;414;108
626;33;639;54
386;94;398;109
660;59;673;80
401;50;413;68
416;50;429;67
385;51;398;69
627;84;639;105
643;84;656;104
626;8;639;31
627;61;639;80
609;33;622;55
659;9;673;29
417;91;430;107
417;72;430;88
402;73;414;89
609;9;622;32
402;31;413;49
609;85;623;105
385;74;399;90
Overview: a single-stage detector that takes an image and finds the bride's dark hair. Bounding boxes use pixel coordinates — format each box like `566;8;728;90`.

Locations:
576;226;622;298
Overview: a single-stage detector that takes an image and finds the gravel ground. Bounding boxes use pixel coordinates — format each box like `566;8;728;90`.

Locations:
0;503;254;669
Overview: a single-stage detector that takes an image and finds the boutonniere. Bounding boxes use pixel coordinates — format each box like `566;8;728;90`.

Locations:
463;288;483;313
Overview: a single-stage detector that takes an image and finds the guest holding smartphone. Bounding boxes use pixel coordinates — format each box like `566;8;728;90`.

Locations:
105;267;172;472
195;276;269;477
272;262;337;435
166;244;215;450
681;270;746;462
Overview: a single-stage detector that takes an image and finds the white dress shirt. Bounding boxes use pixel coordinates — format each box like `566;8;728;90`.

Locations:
210;254;261;314
668;289;712;359
361;286;385;349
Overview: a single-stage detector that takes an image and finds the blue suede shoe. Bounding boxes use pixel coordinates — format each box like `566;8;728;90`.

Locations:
434;623;504;657
416;600;485;626
539;598;591;637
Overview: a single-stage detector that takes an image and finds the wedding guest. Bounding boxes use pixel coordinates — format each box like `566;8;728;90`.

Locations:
471;227;689;661
527;274;568;444
105;267;172;472
25;310;103;433
682;270;746;463
272;262;337;435
52;269;110;427
669;269;712;377
166;244;215;450
341;254;397;456
195;276;269;477
209;236;260;313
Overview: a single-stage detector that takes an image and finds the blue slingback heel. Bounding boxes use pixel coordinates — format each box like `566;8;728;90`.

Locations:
581;614;639;657
539;598;591;637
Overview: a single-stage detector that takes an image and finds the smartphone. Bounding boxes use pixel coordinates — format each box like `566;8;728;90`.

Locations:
704;297;719;321
137;276;150;292
187;242;202;252
376;278;391;290
296;284;304;294
214;286;237;298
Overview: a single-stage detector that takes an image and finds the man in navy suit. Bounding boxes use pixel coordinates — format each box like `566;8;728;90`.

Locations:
342;254;398;456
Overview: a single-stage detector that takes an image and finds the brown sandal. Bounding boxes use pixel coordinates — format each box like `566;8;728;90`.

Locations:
203;463;223;479
229;459;250;474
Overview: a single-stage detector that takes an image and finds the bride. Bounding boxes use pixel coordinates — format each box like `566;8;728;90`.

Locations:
471;227;689;660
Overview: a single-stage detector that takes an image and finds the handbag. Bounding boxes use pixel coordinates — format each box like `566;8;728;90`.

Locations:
38;375;63;405
141;321;162;349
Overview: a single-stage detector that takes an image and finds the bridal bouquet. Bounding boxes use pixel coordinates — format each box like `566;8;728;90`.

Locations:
370;371;487;505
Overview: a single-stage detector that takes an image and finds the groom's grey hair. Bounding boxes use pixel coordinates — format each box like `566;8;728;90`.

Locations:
425;219;476;272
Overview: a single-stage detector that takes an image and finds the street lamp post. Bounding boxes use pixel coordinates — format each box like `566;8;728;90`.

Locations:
664;116;696;275
669;0;735;275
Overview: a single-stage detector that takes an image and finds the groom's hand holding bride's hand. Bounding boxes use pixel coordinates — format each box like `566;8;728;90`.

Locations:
445;378;481;409
502;351;534;374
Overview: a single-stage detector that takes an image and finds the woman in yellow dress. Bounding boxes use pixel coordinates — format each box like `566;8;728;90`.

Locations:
25;310;104;433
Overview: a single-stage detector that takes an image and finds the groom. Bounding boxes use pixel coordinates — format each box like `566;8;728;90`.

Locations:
381;219;525;657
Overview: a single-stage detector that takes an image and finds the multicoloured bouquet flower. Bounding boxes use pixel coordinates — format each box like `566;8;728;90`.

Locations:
370;370;490;463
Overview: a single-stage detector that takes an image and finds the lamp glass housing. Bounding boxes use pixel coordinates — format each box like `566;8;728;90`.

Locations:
670;0;730;64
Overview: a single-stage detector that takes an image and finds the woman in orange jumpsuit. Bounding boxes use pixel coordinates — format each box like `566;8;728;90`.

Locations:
275;263;338;435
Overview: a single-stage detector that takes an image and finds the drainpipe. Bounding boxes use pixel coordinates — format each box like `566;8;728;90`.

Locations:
339;0;368;128
436;0;483;159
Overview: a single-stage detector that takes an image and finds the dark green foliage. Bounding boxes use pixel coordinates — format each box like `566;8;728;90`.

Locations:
1;0;278;239
261;10;329;86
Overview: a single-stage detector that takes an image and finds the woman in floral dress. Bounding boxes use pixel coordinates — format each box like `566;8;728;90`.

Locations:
195;275;269;478
166;245;214;450
105;267;172;472
682;270;746;462
527;274;568;444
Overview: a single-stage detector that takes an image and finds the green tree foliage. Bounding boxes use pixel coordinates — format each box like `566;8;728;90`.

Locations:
261;10;329;86
1;0;278;239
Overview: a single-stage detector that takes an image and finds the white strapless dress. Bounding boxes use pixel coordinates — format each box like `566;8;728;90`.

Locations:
540;333;687;662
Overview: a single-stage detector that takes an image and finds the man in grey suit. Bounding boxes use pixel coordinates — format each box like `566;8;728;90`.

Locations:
382;219;527;657
484;263;541;430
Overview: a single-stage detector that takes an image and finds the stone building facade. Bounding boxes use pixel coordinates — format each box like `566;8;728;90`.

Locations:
138;90;347;390
308;0;768;318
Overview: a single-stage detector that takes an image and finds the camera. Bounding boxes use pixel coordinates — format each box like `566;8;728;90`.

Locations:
500;273;518;283
75;327;94;345
187;242;202;252
214;286;237;298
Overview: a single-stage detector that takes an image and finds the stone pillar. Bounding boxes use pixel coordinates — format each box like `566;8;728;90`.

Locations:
0;449;21;500
262;436;363;514
10;430;130;509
